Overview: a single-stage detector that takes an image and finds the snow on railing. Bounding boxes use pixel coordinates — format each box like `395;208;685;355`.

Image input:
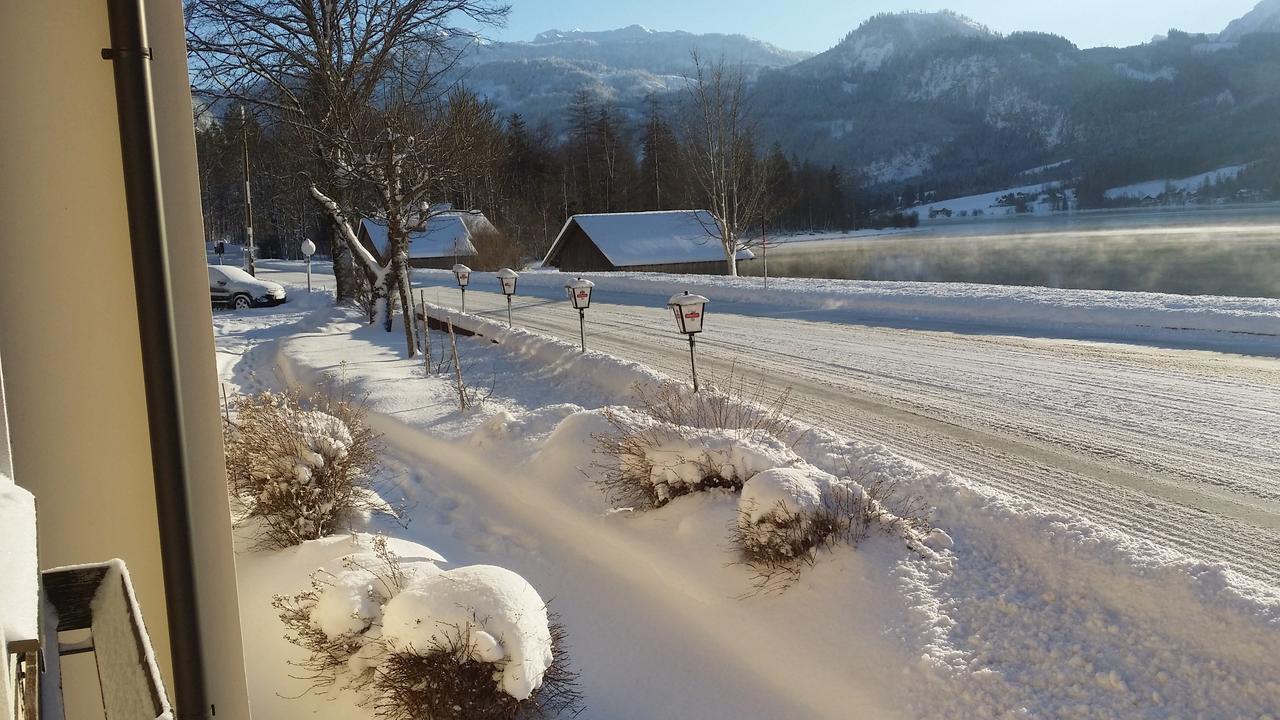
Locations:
1;473;37;720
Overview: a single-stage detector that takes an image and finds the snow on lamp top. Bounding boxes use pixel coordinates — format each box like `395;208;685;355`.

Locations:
452;263;472;287
565;277;594;309
300;238;316;257
496;267;519;296
667;291;708;334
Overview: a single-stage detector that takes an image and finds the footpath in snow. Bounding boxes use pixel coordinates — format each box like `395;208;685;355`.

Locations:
213;276;1280;720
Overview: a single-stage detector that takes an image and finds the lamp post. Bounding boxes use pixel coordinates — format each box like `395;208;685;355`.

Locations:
667;291;709;392
496;268;519;326
565;277;594;352
300;238;316;293
452;263;472;312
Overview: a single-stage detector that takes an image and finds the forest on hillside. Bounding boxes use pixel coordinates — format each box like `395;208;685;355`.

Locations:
195;88;863;266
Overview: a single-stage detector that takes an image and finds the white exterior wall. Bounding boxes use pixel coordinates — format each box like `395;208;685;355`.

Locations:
0;2;251;718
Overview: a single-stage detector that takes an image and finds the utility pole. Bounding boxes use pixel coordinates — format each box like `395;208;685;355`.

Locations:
241;105;256;276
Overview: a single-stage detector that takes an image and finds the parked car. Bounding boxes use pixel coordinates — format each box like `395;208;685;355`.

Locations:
208;265;286;309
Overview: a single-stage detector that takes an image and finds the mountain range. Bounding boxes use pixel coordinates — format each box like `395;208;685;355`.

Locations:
454;1;1280;197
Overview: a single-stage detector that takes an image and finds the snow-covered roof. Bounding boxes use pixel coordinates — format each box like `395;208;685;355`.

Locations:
544;210;755;268
360;216;480;260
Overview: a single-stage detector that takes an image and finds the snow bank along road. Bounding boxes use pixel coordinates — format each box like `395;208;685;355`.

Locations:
257;263;1280;590
392;267;1280;592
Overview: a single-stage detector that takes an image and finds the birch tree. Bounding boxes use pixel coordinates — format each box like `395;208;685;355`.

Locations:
681;52;768;276
186;0;508;354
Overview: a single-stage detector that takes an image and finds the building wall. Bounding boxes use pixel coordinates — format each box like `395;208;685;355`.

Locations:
0;2;250;718
547;225;616;272
409;256;471;270
146;1;253;717
621;260;736;275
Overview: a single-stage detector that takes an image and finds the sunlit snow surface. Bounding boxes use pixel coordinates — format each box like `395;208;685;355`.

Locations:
215;264;1280;719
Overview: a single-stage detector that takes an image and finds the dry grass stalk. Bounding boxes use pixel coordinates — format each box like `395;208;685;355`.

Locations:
631;371;799;443
371;618;582;720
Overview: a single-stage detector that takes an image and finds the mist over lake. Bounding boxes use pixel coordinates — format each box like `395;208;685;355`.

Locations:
745;205;1280;298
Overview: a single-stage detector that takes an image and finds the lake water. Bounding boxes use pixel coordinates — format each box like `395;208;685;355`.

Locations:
743;205;1280;298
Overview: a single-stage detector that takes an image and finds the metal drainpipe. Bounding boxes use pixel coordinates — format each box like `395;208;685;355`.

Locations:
102;0;210;716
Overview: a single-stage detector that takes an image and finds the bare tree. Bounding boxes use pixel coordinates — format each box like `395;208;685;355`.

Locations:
681;52;768;276
186;0;508;354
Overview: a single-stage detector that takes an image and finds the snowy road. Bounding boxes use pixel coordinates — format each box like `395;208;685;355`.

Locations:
253;263;1280;589
408;279;1280;590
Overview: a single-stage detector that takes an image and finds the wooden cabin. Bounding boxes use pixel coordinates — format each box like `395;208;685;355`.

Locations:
358;214;489;269
541;210;754;274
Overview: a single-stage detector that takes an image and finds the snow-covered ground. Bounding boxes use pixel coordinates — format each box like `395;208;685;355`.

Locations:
214;263;1280;718
1105;164;1249;200
922;182;1073;220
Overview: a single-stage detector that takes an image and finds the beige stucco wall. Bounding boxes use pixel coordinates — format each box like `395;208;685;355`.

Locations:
0;1;250;718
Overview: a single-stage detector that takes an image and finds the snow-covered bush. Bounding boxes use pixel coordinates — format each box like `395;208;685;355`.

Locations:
593;378;805;509
274;537;582;719
224;383;384;549
732;463;933;593
595;406;802;508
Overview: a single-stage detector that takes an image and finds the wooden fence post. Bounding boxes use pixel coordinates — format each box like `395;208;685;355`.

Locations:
447;318;465;410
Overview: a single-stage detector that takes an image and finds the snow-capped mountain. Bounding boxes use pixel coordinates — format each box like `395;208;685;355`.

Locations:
749;7;1280;193
468;25;809;75
1218;0;1280;42
796;11;992;75
451;6;1280;196
448;25;809;135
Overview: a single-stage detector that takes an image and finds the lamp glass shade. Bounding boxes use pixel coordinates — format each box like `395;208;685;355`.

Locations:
567;278;595;309
452;263;472;287
300;238;316;257
497;268;519;295
667;291;708;334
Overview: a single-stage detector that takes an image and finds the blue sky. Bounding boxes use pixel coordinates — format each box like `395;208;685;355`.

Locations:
483;0;1260;52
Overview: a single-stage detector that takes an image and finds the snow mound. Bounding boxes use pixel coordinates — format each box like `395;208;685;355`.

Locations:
381;564;553;700
311;567;384;637
740;466;836;523
275;535;556;703
1105;164;1248;200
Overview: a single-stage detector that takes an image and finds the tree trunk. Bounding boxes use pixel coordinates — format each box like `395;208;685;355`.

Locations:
375;272;394;331
395;256;417;356
331;230;358;304
724;228;739;276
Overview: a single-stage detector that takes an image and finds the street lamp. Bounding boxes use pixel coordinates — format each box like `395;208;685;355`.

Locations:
452;263;471;312
300;238;316;292
565;277;594;352
496;268;519;326
667;291;708;392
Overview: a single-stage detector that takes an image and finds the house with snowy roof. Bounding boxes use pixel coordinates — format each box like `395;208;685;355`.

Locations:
358;212;495;269
541;210;754;274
